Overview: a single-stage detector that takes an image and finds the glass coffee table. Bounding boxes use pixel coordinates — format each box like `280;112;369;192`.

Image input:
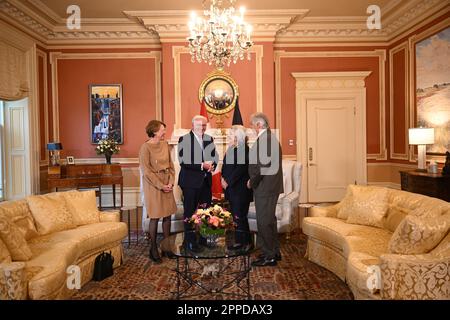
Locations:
160;230;255;300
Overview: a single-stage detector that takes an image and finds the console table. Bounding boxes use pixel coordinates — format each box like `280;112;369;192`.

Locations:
400;170;450;202
48;163;123;208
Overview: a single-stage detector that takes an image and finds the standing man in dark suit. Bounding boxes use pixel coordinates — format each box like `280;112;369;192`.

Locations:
178;115;218;250
247;112;283;267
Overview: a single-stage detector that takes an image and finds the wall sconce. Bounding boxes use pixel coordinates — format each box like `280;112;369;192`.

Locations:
408;128;434;171
47;142;63;166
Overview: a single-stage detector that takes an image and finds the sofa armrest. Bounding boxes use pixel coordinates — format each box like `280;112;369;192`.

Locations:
309;204;338;218
380;253;450;300
100;210;121;223
280;192;299;228
0;262;27;300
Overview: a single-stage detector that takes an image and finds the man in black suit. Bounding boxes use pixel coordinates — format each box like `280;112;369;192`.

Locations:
247;112;283;267
178;115;218;249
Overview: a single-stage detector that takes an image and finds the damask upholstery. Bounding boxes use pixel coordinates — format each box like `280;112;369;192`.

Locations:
142;160;302;237
0;190;128;300
303;185;450;300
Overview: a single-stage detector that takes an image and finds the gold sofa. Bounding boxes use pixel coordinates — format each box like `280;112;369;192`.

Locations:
0;190;128;300
302;185;450;300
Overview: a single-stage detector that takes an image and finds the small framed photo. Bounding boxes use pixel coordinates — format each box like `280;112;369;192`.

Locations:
67;156;75;165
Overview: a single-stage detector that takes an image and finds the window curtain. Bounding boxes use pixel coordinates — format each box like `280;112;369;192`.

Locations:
0;41;29;101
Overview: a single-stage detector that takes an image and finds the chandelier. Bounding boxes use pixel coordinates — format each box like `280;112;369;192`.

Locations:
187;0;253;70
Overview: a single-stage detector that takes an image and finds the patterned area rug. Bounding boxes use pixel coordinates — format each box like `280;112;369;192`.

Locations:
71;231;353;300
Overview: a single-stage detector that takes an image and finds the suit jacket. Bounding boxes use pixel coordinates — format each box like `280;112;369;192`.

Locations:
248;129;284;197
178;131;218;189
222;145;253;203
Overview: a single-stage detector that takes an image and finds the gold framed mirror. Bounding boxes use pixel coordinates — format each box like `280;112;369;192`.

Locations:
198;70;239;115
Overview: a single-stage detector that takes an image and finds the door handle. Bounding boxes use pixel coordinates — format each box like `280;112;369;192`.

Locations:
308;147;313;161
309;163;317;167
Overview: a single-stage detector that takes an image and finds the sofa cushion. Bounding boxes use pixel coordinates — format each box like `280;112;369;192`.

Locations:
388;212;450;255
343;186;389;228
0;237;12;263
63;190;100;226
382;205;408;233
0;211;33;261
27;193;76;236
0;199;39;240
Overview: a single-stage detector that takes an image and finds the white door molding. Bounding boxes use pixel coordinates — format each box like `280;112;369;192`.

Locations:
293;71;370;203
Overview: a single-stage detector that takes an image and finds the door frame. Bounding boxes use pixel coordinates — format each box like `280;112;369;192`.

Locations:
292;72;370;203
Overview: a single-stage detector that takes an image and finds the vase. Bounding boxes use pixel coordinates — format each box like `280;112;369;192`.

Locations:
105;153;112;164
200;227;225;247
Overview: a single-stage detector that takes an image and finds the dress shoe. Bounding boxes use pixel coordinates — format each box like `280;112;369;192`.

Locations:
227;243;243;251
257;253;282;261
161;250;176;259
149;247;162;264
251;257;277;267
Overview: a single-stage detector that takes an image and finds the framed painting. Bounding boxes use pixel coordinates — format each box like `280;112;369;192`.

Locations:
198;70;239;115
414;26;450;156
89;84;123;144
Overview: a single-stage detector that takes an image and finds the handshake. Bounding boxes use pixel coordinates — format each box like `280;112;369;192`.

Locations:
202;161;215;173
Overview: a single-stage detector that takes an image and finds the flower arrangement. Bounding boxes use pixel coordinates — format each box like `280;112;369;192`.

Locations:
186;204;235;237
95;138;120;163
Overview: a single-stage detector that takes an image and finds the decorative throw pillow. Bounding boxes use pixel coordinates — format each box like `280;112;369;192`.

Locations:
343;186;389;228
0;212;32;261
383;205;409;233
63;190;100;226
26;193;75;236
0;237;12;263
0;200;39;240
388;213;450;255
336;186;354;220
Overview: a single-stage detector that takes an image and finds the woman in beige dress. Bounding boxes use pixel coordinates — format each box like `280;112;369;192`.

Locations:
139;120;177;263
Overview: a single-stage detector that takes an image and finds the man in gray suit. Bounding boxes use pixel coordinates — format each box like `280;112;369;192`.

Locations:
247;113;283;267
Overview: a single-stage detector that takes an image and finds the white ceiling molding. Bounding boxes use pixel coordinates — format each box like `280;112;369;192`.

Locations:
0;0;447;45
276;0;447;43
123;9;310;42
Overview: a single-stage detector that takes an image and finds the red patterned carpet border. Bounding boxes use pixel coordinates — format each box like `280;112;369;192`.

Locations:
71;231;354;300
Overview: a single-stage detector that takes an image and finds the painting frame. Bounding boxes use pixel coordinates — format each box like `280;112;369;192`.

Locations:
89;84;124;145
198;70;239;115
410;23;450;161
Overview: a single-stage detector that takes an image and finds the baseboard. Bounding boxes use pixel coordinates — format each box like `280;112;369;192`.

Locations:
367;182;401;190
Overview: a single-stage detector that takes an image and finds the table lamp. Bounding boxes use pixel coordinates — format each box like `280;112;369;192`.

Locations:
47;142;63;166
408;128;434;172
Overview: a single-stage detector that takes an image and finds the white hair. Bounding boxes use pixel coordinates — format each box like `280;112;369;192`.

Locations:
192;115;207;124
250;112;269;129
231;125;247;146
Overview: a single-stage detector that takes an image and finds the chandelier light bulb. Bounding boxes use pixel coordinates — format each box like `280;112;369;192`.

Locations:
186;0;253;70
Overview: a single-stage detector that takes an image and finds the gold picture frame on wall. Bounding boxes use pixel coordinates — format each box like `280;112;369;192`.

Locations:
198;70;239;115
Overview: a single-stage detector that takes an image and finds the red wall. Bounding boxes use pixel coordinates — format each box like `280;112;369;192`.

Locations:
57;58;157;159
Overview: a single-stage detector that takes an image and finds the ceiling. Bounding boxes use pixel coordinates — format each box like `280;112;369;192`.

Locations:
1;0;445;44
38;0;394;19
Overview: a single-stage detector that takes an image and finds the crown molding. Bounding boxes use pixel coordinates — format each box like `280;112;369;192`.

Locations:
0;0;447;45
276;0;448;43
124;9;310;40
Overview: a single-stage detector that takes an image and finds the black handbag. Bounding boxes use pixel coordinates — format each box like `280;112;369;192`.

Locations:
93;251;114;281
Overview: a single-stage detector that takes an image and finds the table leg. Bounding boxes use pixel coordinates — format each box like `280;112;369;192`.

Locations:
120;183;123;209
112;184;116;209
136;207;139;245
127;210;131;248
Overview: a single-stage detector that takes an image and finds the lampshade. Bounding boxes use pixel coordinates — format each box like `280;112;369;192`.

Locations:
408;128;434;145
47;142;63;151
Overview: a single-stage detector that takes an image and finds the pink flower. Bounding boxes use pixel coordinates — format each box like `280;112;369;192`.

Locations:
209;216;220;227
